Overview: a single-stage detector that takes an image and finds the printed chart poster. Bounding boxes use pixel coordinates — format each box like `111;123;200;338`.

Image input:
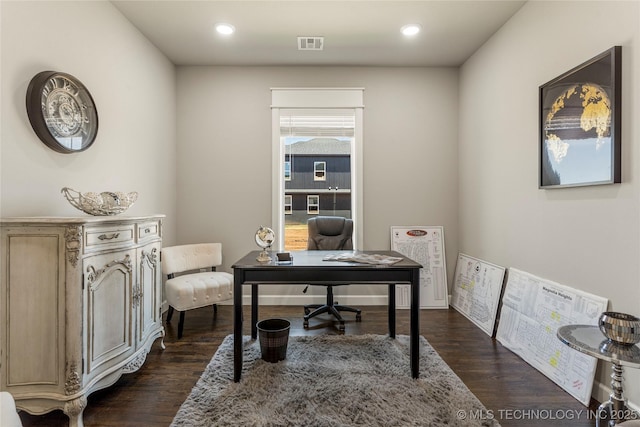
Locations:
496;268;608;405
451;253;506;337
391;226;448;309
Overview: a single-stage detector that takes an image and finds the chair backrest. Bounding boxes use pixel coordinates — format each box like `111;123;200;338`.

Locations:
161;243;223;276
307;216;353;250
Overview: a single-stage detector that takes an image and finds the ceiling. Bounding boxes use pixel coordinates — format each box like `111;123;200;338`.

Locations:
111;1;526;67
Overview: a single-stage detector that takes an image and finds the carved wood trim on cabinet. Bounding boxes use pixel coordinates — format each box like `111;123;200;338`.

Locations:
0;215;165;427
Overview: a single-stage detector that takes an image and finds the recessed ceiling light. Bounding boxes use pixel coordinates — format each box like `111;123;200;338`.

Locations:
216;23;235;35
401;24;421;36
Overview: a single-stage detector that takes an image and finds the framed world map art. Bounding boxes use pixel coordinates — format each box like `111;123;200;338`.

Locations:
539;46;621;188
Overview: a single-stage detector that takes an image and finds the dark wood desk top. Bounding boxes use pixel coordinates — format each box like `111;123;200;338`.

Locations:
232;250;422;270
232;249;423;381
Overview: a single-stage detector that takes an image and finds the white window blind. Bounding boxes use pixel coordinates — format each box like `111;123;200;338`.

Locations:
279;109;355;137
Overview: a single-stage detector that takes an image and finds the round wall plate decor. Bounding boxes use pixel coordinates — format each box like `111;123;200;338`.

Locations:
26;71;98;153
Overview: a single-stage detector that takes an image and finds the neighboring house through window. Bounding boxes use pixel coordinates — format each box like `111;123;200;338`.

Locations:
313;161;326;181
284;161;291;180
284;194;292;215
307;195;320;214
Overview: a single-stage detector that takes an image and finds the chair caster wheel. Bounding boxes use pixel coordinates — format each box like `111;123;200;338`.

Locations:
303;320;309;328
356;313;362;322
338;321;345;331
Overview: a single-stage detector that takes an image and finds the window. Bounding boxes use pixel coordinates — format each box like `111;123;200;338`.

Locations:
307;195;319;214
272;88;364;251
313;161;326;181
284;195;292;215
284;161;291;181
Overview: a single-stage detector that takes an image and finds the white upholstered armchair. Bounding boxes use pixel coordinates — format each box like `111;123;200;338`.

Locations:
162;243;233;339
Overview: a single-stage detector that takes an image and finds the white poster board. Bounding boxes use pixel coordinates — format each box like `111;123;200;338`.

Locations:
451;253;506;336
496;268;608;406
391;226;448;309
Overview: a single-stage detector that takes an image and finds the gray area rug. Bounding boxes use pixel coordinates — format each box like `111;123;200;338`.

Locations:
172;334;499;426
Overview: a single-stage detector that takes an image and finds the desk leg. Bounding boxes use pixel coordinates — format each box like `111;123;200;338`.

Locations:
251;284;258;339
388;284;396;338
410;269;420;379
233;271;243;382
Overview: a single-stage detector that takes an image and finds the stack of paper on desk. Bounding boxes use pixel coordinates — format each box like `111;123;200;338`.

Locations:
323;253;403;265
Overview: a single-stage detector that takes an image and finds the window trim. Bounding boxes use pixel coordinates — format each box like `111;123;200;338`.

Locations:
271;88;364;251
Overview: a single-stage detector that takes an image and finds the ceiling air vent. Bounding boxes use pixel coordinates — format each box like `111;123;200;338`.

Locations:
298;36;324;51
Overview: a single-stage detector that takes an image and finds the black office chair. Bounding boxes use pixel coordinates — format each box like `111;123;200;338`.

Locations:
303;216;362;331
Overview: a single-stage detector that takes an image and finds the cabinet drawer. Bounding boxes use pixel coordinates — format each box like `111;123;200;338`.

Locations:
137;220;161;242
84;225;135;251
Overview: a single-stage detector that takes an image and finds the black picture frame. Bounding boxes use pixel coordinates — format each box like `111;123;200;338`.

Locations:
539;46;621;188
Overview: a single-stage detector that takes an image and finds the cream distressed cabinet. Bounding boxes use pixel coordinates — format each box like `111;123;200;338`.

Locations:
0;215;165;427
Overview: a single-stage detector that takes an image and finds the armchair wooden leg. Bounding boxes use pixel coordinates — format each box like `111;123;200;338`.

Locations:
178;311;185;339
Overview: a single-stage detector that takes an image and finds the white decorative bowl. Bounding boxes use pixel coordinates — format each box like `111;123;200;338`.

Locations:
598;311;640;346
61;187;138;216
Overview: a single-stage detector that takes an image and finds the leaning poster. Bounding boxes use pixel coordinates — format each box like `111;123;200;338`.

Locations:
496;268;608;405
391;226;448;309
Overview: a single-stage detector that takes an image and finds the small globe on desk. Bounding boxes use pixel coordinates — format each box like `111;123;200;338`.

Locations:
255;226;274;263
598;311;640;346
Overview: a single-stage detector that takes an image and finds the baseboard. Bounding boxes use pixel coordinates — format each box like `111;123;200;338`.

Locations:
164;296;388;311
217;294;390;306
217;293;455;307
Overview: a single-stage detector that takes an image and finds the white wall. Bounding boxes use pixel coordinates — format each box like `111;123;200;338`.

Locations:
459;0;640;408
7;0;633;411
0;1;177;244
176;66;459;303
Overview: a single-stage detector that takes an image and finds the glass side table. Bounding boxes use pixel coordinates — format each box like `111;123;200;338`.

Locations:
557;325;640;427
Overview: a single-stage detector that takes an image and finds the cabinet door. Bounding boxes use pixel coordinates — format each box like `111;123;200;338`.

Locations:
84;250;135;378
1;230;67;395
137;242;162;347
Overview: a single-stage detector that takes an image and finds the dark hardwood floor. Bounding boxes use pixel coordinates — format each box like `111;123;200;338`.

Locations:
19;305;600;427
